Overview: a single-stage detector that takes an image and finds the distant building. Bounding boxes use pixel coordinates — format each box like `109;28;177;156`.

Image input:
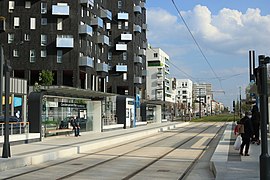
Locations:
175;79;193;116
193;83;213;116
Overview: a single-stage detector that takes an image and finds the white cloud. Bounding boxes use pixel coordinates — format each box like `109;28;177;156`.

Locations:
147;5;270;56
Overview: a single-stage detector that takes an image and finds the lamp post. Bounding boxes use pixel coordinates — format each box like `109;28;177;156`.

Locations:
239;87;242;118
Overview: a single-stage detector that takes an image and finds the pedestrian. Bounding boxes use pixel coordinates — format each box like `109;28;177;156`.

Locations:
251;105;260;145
74;116;81;137
239;112;253;156
70;117;77;137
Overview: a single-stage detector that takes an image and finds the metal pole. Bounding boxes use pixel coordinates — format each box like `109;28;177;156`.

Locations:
199;88;201;118
258;57;270;180
163;80;166;120
2;60;11;158
0;45;3;116
239;87;242;118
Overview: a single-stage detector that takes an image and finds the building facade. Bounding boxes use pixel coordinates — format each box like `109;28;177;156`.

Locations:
193;83;213;116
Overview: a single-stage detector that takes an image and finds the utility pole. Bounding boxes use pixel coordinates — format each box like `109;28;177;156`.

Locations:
239;87;242;118
256;55;270;180
199;88;201;118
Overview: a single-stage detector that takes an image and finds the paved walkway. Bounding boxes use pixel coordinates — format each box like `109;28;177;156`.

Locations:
211;122;270;180
0;121;189;172
0;121;269;180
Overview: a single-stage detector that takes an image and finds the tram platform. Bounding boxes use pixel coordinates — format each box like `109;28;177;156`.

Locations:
210;122;270;179
0;121;189;172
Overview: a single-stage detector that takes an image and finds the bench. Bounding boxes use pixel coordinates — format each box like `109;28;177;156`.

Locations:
46;128;73;136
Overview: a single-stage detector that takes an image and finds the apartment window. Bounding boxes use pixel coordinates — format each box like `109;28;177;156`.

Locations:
41;50;47;58
14;17;19;28
41;34;47;46
41;2;47;14
41;18;47;25
30;18;36;29
8;1;15;12
13;49;18;57
154;53;158;58
123;52;127;60
182;90;187;94
108;52;112;60
81;7;84;17
57;18;63;30
57;50;63;63
24;34;30;41
123;73;127;81
124;22;128;30
118;22;122;29
25;1;31;8
8;33;14;43
30;50;36;62
118;1;122;9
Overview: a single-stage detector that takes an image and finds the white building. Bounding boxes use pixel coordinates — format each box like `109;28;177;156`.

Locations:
175;79;193;116
146;48;173;102
193;83;213;116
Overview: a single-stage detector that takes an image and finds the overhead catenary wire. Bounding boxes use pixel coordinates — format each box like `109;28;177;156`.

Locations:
170;0;224;90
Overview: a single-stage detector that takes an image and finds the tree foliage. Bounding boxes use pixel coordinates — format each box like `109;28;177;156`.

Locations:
39;70;54;86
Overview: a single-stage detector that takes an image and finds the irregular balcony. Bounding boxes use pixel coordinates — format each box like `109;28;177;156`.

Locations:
97;35;110;46
100;9;112;20
79;56;94;68
138;49;146;56
134;6;142;14
79;24;93;36
117;13;129;20
52;4;69;16
91;17;103;28
121;34;132;41
56;35;73;48
116;44;127;51
133;24;141;33
116;65;128;72
140;2;146;9
134;77;142;84
134;56;142;64
142;70;147;76
142;42;148;49
156;71;163;77
80;0;94;7
96;63;108;72
142;23;147;30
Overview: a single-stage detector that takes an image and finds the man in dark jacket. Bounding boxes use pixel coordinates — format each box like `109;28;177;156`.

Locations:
240;112;254;156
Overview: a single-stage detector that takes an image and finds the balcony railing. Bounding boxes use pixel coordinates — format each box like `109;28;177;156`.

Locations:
56;35;74;48
134;77;142;84
116;44;127;51
121;34;132;41
79;56;94;68
116;65;128;72
140;2;146;9
142;70;147;76
142;23;147;30
96;63;108;72
118;13;129;20
138;49;146;56
134;24;141;33
0;17;6;32
134;6;142;13
134;56;143;64
52;4;69;16
91;17;103;28
80;0;94;7
100;9;112;20
79;24;93;36
97;35;110;45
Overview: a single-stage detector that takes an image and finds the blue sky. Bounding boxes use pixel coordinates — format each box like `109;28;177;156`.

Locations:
146;0;270;108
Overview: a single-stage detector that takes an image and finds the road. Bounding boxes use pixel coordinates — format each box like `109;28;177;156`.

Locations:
1;122;226;180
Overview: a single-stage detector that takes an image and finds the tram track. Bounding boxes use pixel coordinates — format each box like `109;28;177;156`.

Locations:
2;122;205;179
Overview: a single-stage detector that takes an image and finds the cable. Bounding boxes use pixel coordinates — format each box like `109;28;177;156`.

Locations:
171;0;223;90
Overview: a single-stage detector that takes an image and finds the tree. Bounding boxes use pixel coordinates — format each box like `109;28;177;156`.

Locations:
39;70;54;86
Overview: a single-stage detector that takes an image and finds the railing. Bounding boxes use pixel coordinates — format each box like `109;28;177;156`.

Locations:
103;116;117;126
0;122;29;136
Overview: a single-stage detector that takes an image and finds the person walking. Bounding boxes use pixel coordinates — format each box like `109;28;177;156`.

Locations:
74;116;81;137
239;112;253;156
70;117;77;137
251;105;260;145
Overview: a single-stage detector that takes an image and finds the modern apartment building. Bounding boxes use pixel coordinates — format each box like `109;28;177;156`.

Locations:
193;83;213;116
175;79;193;116
106;0;147;99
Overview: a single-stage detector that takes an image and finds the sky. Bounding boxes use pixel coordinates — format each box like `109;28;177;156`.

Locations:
146;0;270;109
